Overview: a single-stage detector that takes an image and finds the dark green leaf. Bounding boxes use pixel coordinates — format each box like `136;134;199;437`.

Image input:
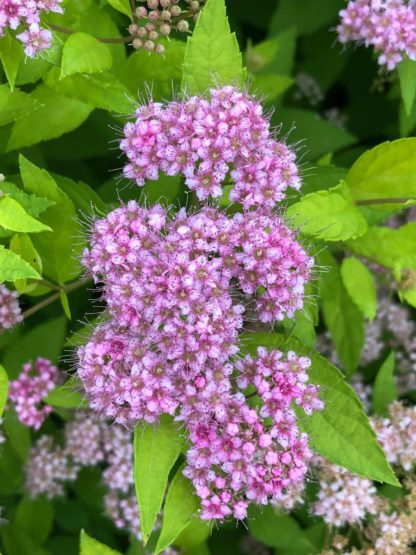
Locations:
372;352;398;416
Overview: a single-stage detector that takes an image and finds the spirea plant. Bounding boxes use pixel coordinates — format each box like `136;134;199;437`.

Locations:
0;0;415;554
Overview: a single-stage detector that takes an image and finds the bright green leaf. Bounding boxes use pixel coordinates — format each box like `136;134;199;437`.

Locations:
0;182;55;218
0;85;41;126
7;84;93;151
0;197;51;233
346;138;416;205
0;31;23;90
241;333;399;486
0;365;8;417
107;0;132;18
181;0;245;94
9;233;43;294
341;257;377;320
175;518;211;549
59;290;72;319
286;181;368;241
134;415;183;544
44;380;86;409
61;33;113;78
80;530;122;555
155;468;200;554
372;352;398;417
398;57;416;115
0;246;41;283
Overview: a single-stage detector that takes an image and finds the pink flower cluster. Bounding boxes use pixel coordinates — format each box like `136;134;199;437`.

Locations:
121;86;300;209
79;202;312;425
337;0;416;70
8;357;59;429
0;0;63;57
0;284;22;331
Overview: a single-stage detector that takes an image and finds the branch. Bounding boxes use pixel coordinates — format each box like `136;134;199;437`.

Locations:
22;278;91;320
355;197;416;206
46;23;132;44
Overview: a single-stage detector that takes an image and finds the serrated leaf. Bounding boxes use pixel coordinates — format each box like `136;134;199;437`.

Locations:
398;57;416;115
155;467;200;554
0;365;8;417
181;0;245;94
10;233;43;294
0;31;23;91
346;138;416;206
241;333;399;487
0;182;55;218
0;245;40;282
286;181;367;241
0;197;51;233
319;251;365;374
0;85;41;126
61;33;113;78
134;416;183;544
80;530;122;555
372;352;398;416
340;257;377;320
44;67;132;114
107;0;132;18
7;84;93;151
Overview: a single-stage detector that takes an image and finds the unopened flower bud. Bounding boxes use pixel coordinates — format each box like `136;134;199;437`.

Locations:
155;43;165;54
128;23;139;36
170;5;181;16
176;19;189;32
161;9;171;19
190;0;199;11
159;23;171;35
160;0;171;6
133;38;143;49
137;26;148;37
144;39;155;51
147;0;159;9
148;9;159;20
148;30;158;40
135;6;148;18
146;22;156;31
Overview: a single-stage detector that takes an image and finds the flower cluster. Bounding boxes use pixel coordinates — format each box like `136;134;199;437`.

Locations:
130;0;204;53
337;0;416;70
0;284;22;332
0;0;63;57
8;358;59;429
312;457;378;527
121;86;301;208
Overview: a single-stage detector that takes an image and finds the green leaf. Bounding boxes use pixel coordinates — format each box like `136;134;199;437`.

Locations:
15;497;53;545
10;233;43;294
398;57;416;115
0;182;55;218
19;156;83;284
319;251;365;374
372;352;398;416
44;67;132;114
175;518;211;549
286;182;367;241
181;0;245;94
247;505;316;553
45;379;86;409
2;524;49;555
0;85;41;126
241;333;399;486
155;468;200;554
7;84;93;151
275;108;357;161
3;409;30;461
269;0;344;36
134;415;183;544
346;138;416;205
107;0;132;18
80;530;122;555
250;74;293;103
52;172;108;214
61;33;113;78
0;31;23;91
0;197;51;233
0;245;41;282
117;39;185;101
59;290;72;319
347;223;416;270
0;365;8;417
2;316;66;379
340;257;377;320
246;28;297;77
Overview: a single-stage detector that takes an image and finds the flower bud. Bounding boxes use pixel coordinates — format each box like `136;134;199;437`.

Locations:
137;26;148;37
147;0;159;9
135;6;148;18
161;9;171;19
176;19;189;32
148;30;158;40
155;43;165;54
159;23;171;35
148;9;159;20
146;22;156;31
132;38;143;49
128;23;139;36
170;5;181;16
144;39;155;51
160;0;171;7
190;1;199;11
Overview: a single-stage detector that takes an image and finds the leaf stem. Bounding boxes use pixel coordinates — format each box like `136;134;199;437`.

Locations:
22;278;90;320
355;196;416;206
46;22;133;44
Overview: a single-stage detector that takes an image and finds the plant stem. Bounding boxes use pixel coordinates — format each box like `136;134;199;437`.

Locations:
46;22;133;44
22;279;90;320
355;196;416;206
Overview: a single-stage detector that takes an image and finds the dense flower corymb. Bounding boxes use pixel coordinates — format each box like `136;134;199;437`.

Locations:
121;86;301;209
0;284;22;331
0;0;63;57
337;0;416;70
